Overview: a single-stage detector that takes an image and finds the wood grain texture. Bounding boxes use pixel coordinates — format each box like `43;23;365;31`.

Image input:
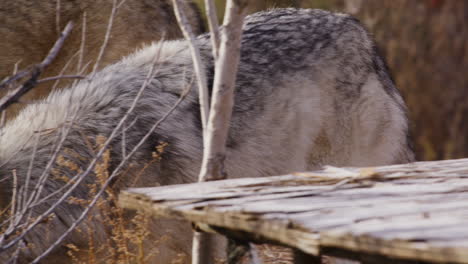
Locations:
119;158;468;263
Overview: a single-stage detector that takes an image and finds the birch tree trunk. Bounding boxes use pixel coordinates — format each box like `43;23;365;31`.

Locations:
194;0;248;261
173;0;249;263
197;0;247;183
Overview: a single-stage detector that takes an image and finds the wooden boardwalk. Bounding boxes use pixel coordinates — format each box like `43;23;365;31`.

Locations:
119;158;468;263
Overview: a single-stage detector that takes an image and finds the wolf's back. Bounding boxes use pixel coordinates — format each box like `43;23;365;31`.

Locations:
0;8;413;263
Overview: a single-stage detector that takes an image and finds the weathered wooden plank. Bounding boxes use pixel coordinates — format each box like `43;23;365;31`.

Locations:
119;158;468;263
121;191;322;255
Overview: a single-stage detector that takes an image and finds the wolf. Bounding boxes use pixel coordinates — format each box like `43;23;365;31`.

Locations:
0;8;414;263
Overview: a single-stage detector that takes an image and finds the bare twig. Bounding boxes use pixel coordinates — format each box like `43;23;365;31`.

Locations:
2;1;131;237
8;239;24;264
89;0;127;77
172;0;210;137
0;21;74;113
12;62;21;76
204;0;220;59
10;170;18;228
77;12;87;73
0;110;5;128
1;1;123;251
0;123;75;246
22;133;41;210
40;22;74;70
0;59;25;89
29;0;124;211
55;0;61;36
0;3;125;249
0;70;30;91
0;37;167;254
37;75;86;84
50;50;82;91
31;67;193;264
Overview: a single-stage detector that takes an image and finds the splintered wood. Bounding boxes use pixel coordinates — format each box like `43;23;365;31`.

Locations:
119;158;468;263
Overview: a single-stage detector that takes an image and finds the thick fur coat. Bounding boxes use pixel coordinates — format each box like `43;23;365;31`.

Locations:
0;8;414;263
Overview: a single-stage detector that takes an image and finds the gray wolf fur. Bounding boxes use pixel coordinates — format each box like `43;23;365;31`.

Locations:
0;8;414;263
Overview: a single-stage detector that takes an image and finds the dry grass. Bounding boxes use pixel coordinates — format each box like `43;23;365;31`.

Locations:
0;136;180;263
57;140;183;264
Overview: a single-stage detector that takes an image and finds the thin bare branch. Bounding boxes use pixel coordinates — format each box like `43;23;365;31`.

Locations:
0;39;166;253
89;0;127;77
22;133;41;210
0;21;74;113
0;1;119;243
0;110;5;128
0;123;75;245
77;12;87;72
23;0;125;216
0;1;116;243
39;22;74;69
50;50;82;91
121;122;127;159
0;61;23;95
204;0;220;59
0;70;29;91
1;59;25;89
31;69;192;264
37;75;86;84
55;0;61;36
10;170;18;228
172;0;210;137
12;61;21;76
